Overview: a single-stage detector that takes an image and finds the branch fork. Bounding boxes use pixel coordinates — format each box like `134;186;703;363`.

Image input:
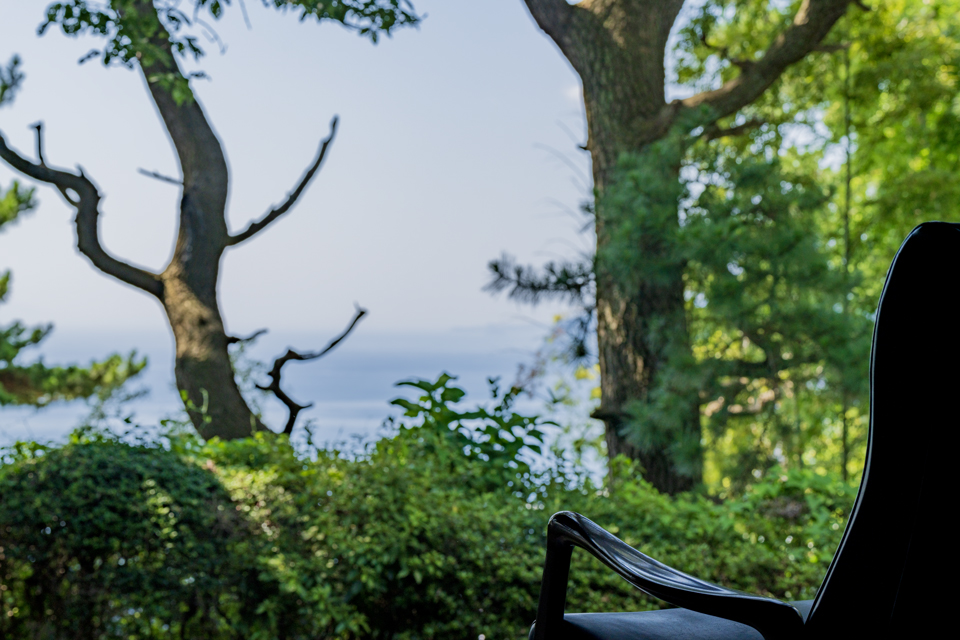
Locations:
258;305;367;435
229;116;339;246
0;123;163;298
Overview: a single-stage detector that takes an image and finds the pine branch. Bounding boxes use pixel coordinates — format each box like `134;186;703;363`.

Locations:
485;254;594;305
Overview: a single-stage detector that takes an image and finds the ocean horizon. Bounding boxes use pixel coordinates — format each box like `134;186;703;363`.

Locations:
1;322;573;449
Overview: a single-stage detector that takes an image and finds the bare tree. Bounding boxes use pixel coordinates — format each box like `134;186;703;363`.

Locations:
0;0;419;439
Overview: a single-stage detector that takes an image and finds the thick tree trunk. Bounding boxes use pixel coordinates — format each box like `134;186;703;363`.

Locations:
525;0;700;493
163;258;263;440
595;268;700;493
523;0;852;493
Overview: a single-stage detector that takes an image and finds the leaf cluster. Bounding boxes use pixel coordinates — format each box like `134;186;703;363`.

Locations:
0;56;25;108
39;0;421;72
388;373;550;493
0;433;252;639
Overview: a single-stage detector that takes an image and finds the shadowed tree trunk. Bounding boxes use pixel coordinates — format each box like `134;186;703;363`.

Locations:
522;0;854;493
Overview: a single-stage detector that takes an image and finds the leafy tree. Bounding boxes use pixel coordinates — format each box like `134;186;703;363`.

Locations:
685;0;960;483
497;0;958;493
0;1;418;440
491;0;868;494
1;59;143;409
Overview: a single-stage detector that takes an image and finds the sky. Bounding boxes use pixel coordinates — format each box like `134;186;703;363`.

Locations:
0;0;700;448
0;0;601;443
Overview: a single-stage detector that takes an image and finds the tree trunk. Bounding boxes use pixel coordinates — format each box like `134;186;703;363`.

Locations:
134;13;267;440
522;0;853;493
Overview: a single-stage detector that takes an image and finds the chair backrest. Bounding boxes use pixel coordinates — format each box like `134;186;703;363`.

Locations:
804;222;958;637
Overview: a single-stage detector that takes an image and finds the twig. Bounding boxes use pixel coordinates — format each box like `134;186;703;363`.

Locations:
138;168;183;186
238;0;253;29
229;116;339;245
258;305;367;435
31;122;45;166
227;328;267;345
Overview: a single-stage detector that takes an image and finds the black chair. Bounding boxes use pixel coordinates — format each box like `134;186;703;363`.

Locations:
530;222;958;640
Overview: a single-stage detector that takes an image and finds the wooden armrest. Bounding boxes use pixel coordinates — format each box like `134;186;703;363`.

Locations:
532;511;804;640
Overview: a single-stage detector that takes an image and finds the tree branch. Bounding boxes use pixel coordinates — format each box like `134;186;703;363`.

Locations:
0;127;163;298
227;328;267;345
228;117;339;246
703;118;765;141
30;122;45;166
138;168;182;186
680;0;853;124
523;0;576;41
258;305;367;435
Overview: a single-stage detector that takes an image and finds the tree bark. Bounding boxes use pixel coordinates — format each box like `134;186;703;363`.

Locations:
523;0;853;493
125;3;264;440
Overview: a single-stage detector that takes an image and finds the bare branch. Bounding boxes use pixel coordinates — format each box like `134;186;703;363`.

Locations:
0;128;164;298
258;305;367;435
138;168;183;186
228;117;339;246
227;328;267;345
31;122;45;166
680;0;853;125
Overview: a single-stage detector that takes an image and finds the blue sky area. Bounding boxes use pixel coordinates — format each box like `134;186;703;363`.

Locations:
1;0;610;446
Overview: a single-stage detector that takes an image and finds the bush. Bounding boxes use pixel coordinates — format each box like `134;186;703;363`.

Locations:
0;375;856;639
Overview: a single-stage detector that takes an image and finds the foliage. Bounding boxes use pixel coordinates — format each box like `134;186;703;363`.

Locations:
387;373;549;492
1;376;855;639
492;0;956;491
680;139;872;491
0;431;252;639
40;0;421;68
0;55;24;107
0;146;145;408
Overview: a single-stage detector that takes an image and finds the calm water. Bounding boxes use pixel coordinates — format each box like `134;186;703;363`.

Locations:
1;324;562;447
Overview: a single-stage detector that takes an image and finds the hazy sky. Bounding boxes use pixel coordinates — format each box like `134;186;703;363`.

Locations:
0;0;605;440
0;1;697;445
1;0;594;333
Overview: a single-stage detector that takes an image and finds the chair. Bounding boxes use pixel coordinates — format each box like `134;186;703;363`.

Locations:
530;221;958;640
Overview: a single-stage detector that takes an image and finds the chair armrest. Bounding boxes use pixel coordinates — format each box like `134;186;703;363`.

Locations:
532;511;804;640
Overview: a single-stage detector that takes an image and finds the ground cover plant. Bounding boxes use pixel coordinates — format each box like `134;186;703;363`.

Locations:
0;375;855;639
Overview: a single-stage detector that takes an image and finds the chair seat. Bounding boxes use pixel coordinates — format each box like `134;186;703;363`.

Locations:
558;601;813;640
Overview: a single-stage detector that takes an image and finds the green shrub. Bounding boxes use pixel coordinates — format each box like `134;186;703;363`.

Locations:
0;432;254;639
0;375;856;639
